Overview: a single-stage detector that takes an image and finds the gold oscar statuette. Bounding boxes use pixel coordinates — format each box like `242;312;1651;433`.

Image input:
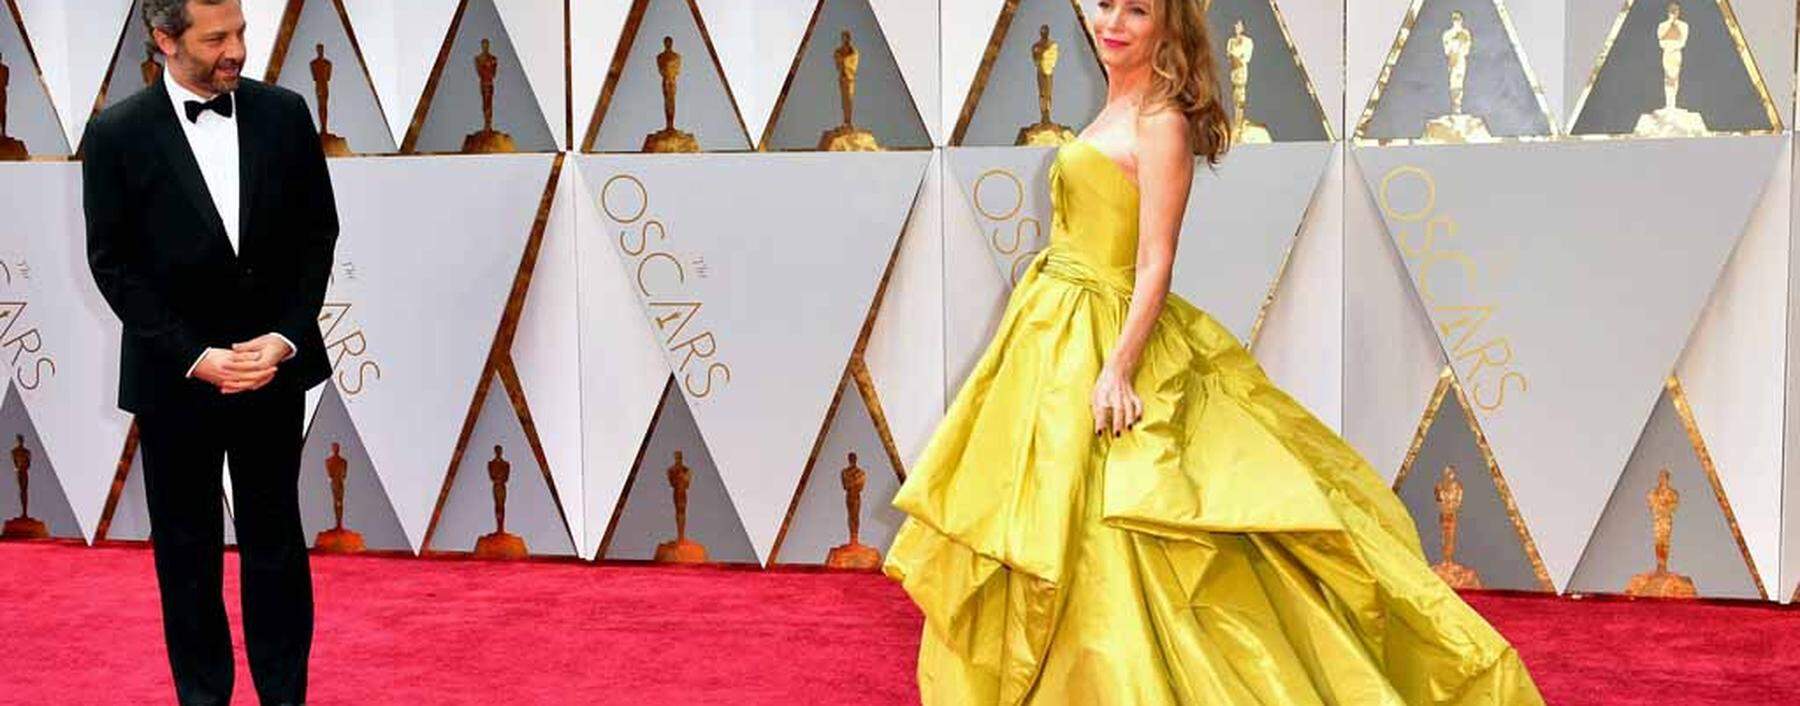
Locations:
642;36;700;153
1421;12;1494;143
313;442;365;553
1430;466;1483;589
655;450;708;563
310;44;351;157
1225;20;1270;145
818;31;881;151
461;38;517;154
141;45;163;88
1624;468;1696;597
1016;25;1078;146
0;51;26;160
474;445;528;558
1633;2;1708;136
2;436;46;539
825;453;882;569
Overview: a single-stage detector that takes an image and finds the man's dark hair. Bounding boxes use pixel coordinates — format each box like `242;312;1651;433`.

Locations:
141;0;230;53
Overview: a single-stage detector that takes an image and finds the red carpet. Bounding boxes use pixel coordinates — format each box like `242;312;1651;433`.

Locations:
2;541;1795;704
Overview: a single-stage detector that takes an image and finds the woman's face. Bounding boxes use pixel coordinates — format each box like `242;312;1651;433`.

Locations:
1090;0;1159;72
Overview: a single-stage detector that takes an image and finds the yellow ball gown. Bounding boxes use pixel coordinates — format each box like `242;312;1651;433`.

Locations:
882;139;1545;705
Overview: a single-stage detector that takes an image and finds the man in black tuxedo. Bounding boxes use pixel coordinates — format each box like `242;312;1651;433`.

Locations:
83;1;336;703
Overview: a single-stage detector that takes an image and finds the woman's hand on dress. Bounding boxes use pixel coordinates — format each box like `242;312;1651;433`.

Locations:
1092;362;1143;437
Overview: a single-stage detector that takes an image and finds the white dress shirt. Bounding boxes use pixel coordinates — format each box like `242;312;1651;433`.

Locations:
165;75;294;378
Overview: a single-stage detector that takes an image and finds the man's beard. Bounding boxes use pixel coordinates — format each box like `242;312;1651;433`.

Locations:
178;55;243;94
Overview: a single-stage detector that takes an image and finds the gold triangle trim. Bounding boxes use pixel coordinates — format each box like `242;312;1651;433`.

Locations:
1350;0;1560;146
1665;374;1769;599
756;0;933;152
399;0;470;154
950;0;1102;147
1392;366;1554;590
92;422;141;542
1565;0;1783;140
580;0;753;153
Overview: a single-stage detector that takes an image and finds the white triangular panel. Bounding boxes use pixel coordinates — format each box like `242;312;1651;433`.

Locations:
576;151;929;561
1671;138;1789;594
492;0;567;148
869;0;941;145
323;154;550;549
514;155;589;552
1178;142;1335;341
1355;137;1782;587
694;0;812;144
938;0;1006;140
864;150;945;464
1255;144;1346;431
570;159;669;560
388;0;459;142
568;0;631;148
1341;150;1452;485
40;0;131;145
0;163;130;540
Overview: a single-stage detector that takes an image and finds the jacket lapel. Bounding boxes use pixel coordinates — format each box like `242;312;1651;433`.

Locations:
235;82;265;258
148;79;231;250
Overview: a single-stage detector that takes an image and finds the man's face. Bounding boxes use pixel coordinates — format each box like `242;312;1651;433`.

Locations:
153;0;247;95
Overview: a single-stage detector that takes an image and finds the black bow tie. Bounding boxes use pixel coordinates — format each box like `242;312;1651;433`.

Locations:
183;93;233;123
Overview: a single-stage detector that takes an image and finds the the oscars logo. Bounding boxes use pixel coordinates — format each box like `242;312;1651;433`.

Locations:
1634;2;1708;136
643;37;700;153
473;445;528;558
654;450;707;563
0;51;26;160
825;452;881;569
1421;12;1493;143
310;44;350;157
1224;20;1271;145
1016;26;1076;146
319;296;381;397
461;38;516;154
2;436;46;539
140;45;163;88
601;176;732;399
819;31;880;151
1625;468;1696;597
313;443;365;553
1430;465;1482;589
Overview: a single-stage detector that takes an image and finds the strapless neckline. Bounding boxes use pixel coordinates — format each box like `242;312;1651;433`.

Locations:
1064;137;1139;196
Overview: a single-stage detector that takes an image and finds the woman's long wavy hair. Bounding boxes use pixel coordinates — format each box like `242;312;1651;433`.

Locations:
1144;0;1232;166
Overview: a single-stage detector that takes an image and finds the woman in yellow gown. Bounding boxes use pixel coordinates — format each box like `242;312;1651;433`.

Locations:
881;0;1544;703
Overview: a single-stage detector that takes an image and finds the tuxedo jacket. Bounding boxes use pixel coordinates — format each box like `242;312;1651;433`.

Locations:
83;77;338;414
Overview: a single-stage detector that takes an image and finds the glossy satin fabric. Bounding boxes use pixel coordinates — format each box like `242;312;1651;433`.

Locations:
882;140;1545;705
